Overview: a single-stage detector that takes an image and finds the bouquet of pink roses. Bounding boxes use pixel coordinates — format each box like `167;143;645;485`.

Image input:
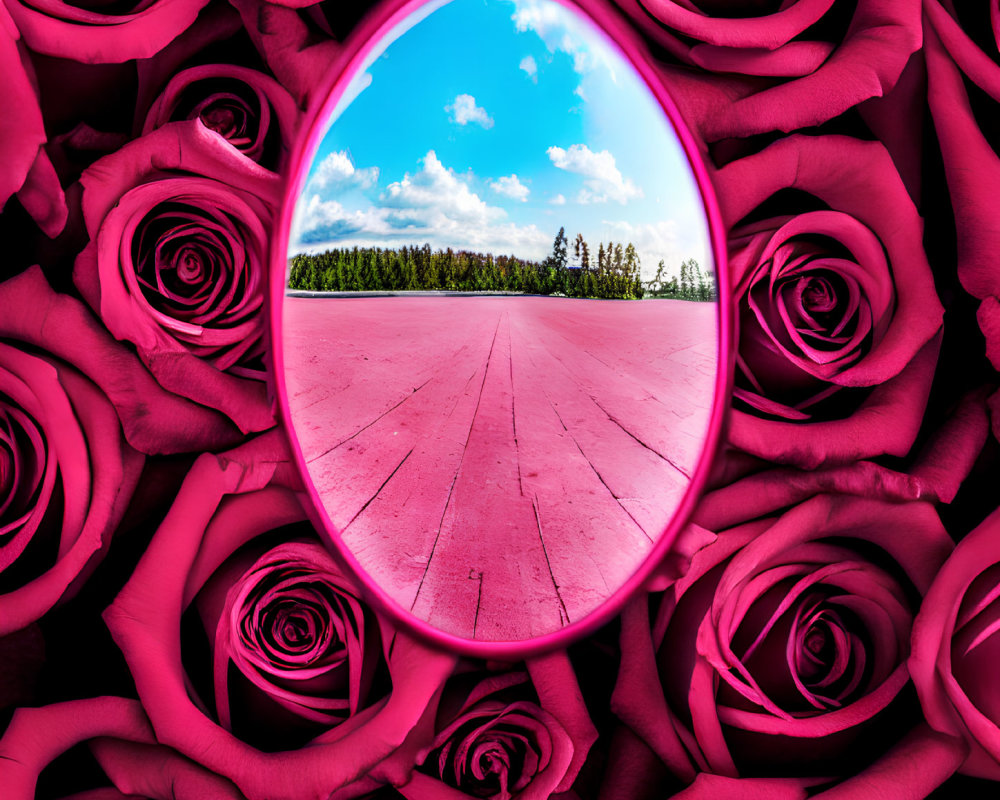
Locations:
1;0;999;798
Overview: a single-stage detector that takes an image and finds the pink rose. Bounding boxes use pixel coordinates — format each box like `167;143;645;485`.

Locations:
73;120;279;435
4;0;209;63
910;505;1000;780
104;433;458;800
924;2;1000;373
716;134;943;467
401;654;597;800
0;263;249;635
611;486;955;784
615;0;921;141
141;64;300;171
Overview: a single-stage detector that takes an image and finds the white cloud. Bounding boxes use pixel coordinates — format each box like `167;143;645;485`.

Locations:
512;0;564;39
308;151;379;191
293;151;553;260
489;174;530;202
381;151;502;225
547;144;642;204
445;94;494;128
519;54;538;82
511;0;616;78
293;194;395;245
549;194;566;205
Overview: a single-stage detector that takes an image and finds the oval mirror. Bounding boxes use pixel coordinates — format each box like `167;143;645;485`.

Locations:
273;0;730;655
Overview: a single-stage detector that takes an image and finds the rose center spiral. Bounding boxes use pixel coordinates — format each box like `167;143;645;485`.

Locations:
197;99;253;147
175;246;207;285
801;275;837;314
272;604;318;650
134;201;250;328
790;595;868;708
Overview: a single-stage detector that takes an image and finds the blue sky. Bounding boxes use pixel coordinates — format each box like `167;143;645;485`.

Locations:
290;0;711;280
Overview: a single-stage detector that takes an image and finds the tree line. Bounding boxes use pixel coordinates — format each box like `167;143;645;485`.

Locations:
643;257;716;301
287;227;714;301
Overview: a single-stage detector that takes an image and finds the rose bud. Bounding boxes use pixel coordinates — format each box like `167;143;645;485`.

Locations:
715;134;943;468
611;490;955;785
910;505;1000;780
614;0;920;142
104;433;458;800
0;696;252;799
141;65;300;172
400;653;597;800
4;0;209;64
924;4;1000;373
74;120;280;435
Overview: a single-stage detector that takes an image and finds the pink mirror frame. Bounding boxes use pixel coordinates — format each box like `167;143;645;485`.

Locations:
269;0;734;659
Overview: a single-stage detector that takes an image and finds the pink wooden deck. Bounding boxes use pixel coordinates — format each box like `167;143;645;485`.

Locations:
282;295;717;641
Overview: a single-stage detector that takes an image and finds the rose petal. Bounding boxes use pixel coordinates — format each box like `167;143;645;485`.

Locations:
0;697;154;800
924;19;1000;370
911;506;1000;779
909;386;992;504
14;146;68;238
5;0;210;63
526;651;598;791
728;331;940;468
74;121;279;434
0;6;47;215
612;596;699;782
636;0;835;49
0;266;241;454
228;0;342;108
90;739;248;800
693;461;923;532
811;724;966;799
670;772;817;800
647;0;920;141
141;64;300;171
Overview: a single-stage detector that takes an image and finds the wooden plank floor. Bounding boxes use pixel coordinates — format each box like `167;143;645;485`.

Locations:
282;295;717;641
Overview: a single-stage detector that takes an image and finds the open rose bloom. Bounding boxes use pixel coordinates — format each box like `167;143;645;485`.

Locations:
402;655;597;800
716;134;944;468
1;0;1000;798
612;491;956;786
73;121;279;434
911;507;1000;780
615;0;921;141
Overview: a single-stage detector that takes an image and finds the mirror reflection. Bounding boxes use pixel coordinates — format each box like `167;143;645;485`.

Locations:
281;0;719;643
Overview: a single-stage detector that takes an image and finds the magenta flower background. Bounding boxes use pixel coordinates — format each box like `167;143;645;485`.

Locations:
1;0;1000;798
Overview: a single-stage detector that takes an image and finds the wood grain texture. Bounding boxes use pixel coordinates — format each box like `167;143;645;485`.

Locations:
283;295;717;641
